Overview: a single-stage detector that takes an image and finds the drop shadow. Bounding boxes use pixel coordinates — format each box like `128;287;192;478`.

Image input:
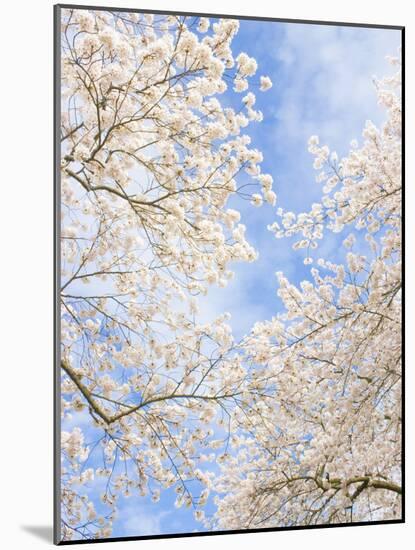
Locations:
21;525;53;543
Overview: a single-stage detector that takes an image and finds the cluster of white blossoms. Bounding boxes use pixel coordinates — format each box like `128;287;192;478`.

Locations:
259;75;273;91
208;58;402;530
59;9;275;541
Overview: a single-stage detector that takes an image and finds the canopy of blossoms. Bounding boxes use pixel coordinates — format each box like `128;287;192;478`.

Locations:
210;58;402;530
59;8;274;540
58;7;401;541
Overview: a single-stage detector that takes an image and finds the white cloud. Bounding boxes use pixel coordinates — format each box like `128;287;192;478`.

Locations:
121;503;170;536
272;23;401;150
197;263;273;339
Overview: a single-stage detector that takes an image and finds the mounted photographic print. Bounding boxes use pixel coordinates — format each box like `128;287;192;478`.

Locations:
54;4;404;544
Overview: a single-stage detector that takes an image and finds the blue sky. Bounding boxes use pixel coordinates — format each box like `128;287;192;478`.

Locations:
61;14;401;540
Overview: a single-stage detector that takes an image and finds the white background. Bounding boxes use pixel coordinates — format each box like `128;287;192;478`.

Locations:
0;0;411;548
